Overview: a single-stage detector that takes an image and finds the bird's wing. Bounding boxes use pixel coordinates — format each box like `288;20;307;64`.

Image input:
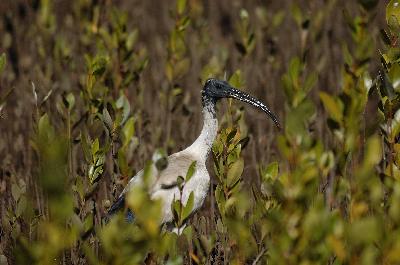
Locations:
150;151;198;191
122;151;198;194
107;151;198;219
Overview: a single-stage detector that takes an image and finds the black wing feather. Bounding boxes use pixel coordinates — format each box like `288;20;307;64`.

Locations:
106;195;135;223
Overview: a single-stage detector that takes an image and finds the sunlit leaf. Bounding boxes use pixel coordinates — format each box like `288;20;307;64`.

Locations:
185;161;197;182
182;192;194;222
319;92;343;123
227;157;244;188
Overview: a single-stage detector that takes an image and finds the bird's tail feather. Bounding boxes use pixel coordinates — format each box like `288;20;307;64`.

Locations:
106;195;135;223
106;195;126;220
80;195;135;241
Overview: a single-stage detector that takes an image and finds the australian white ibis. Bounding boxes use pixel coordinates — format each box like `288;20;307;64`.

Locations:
107;78;280;232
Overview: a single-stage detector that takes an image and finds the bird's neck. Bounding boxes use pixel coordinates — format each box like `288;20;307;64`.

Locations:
187;99;218;162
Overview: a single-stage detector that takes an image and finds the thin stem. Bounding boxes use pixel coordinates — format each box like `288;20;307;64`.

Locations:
252;246;267;265
67;110;73;177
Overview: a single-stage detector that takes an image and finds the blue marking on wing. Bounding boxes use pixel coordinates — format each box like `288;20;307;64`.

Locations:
106;195;135;223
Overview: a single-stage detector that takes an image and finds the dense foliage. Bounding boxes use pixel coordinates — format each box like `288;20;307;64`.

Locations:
0;0;399;264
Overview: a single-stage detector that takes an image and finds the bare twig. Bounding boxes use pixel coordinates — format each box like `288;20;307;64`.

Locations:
252;246;267;265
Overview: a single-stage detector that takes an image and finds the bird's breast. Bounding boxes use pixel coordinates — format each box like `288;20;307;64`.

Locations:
184;166;210;211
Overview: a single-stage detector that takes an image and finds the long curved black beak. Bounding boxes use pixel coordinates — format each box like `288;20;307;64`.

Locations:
225;86;281;129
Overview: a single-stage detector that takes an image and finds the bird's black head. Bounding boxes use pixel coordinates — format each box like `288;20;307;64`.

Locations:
202;78;233;99
202;78;281;129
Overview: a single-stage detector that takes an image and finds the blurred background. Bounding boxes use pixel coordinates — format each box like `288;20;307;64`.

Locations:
1;0;397;264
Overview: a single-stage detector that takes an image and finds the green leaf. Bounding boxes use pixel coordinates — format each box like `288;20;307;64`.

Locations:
272;11;285;27
125;29;138;50
216;218;226;233
91;138;99;156
165;62;174;82
239;8;249;21
182;192;194;222
285;98;315;136
226;128;238;144
91;56;108;77
84;213;94;233
74;177;84;202
11;183;21;202
178;17;191;31
262;161;279;182
176;176;185;189
177;0;187;15
0;53;6;73
122;117;135;146
319;92;343;123
117;149;129;175
227;158;244;188
289;57;301;84
102;107;113;132
348;217;380;244
15;196;27;217
388;63;400;92
304;72;318;93
80;132;91;162
247;33;255;51
185;161;197;182
116;94;131;124
66;92;75;110
172;199;181;222
229;70;244;89
89;153;105;184
291;3;303;27
387;0;400;30
364;136;382;167
319;151;335;174
174;58;190;79
38;114;55;141
215;185;225;215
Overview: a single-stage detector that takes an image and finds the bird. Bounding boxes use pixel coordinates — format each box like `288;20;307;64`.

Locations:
107;78;280;232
